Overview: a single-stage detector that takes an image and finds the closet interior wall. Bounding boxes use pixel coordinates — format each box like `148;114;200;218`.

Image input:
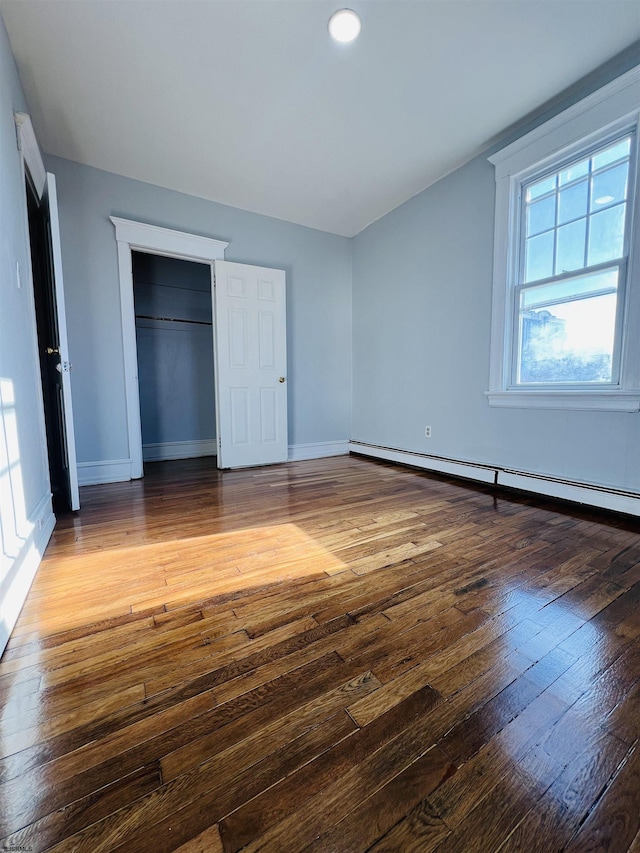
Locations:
132;251;216;464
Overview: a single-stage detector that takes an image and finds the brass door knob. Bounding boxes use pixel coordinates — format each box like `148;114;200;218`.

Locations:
279;377;286;383
46;347;60;355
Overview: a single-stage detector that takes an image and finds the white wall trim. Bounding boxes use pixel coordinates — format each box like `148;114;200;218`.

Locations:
349;441;640;517
14;129;52;498
0;491;55;656
488;65;640;175
349;442;496;484
486;390;640;411
109;218;228;479
110;217;229;263
143;439;217;462
14;112;46;199
77;458;133;486
288;440;350;462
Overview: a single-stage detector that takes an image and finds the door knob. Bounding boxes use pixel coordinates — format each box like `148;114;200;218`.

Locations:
46;347;60;355
279;377;286;383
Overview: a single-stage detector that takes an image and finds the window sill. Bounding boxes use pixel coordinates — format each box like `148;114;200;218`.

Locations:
486;390;640;412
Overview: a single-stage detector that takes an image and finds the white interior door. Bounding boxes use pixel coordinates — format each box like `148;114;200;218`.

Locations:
213;261;287;468
43;172;80;510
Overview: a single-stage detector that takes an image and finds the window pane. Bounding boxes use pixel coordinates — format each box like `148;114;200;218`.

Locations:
525;230;554;282
556;218;586;274
591;162;629;210
588;203;626;265
559;158;589;186
519;292;617;384
558;179;588;224
522;268;618;310
592;137;631;170
527;175;556;201
527;194;555;236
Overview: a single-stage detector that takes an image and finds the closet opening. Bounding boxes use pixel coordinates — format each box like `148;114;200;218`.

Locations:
132;251;217;469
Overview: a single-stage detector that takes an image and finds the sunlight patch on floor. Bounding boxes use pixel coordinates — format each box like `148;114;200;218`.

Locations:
16;524;347;637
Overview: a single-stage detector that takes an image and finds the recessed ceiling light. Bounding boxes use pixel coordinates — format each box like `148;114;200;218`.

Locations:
328;9;361;43
594;195;615;205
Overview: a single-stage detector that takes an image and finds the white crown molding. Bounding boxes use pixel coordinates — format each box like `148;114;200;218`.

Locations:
14;112;46;199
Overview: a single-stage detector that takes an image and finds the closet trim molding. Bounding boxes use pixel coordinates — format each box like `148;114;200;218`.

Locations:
110;217;228;479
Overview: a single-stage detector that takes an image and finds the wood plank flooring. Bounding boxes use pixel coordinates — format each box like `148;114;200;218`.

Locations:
1;454;639;852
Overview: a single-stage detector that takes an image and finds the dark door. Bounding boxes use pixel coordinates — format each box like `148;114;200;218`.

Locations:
27;177;78;511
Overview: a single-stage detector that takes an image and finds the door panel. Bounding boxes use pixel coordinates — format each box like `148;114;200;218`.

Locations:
214;261;287;468
42;173;80;510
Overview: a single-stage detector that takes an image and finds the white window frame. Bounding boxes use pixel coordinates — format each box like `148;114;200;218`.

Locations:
486;65;640;412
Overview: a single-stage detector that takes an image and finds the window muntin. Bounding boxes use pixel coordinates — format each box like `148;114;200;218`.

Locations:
513;133;633;387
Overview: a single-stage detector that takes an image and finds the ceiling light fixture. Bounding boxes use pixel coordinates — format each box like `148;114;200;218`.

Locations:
594;194;615;205
328;9;361;43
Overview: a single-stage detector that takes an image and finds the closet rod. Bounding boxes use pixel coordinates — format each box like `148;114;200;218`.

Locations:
135;280;210;294
135;314;213;326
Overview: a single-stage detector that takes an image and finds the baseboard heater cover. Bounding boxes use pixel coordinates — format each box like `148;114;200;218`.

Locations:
497;470;640;517
348;442;496;484
349;441;640;517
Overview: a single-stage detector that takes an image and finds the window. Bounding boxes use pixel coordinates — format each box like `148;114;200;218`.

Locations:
487;66;640;411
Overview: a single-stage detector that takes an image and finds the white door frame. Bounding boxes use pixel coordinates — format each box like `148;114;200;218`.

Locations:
16;113;81;509
110;217;228;479
15;114;50;496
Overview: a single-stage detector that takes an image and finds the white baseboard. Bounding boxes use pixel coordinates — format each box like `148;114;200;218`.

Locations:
0;491;55;656
497;471;640;517
349;441;640;517
143;439;217;462
77;458;133;486
288;440;350;462
77;441;348;484
348;442;496;484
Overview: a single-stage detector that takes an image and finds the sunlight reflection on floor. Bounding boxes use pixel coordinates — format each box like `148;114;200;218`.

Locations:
16;523;348;636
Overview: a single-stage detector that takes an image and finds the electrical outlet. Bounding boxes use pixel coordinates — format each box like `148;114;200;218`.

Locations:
425;425;432;438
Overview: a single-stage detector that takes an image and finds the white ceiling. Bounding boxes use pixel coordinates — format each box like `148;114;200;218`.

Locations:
2;1;640;237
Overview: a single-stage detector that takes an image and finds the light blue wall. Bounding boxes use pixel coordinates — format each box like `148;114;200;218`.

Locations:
45;155;353;466
352;106;640;494
0;14;53;651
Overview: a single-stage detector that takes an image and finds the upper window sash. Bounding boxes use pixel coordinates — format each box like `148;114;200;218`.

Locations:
516;130;634;290
486;64;640;411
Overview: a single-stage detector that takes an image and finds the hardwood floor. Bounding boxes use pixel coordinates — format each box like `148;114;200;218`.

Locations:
1;454;639;852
